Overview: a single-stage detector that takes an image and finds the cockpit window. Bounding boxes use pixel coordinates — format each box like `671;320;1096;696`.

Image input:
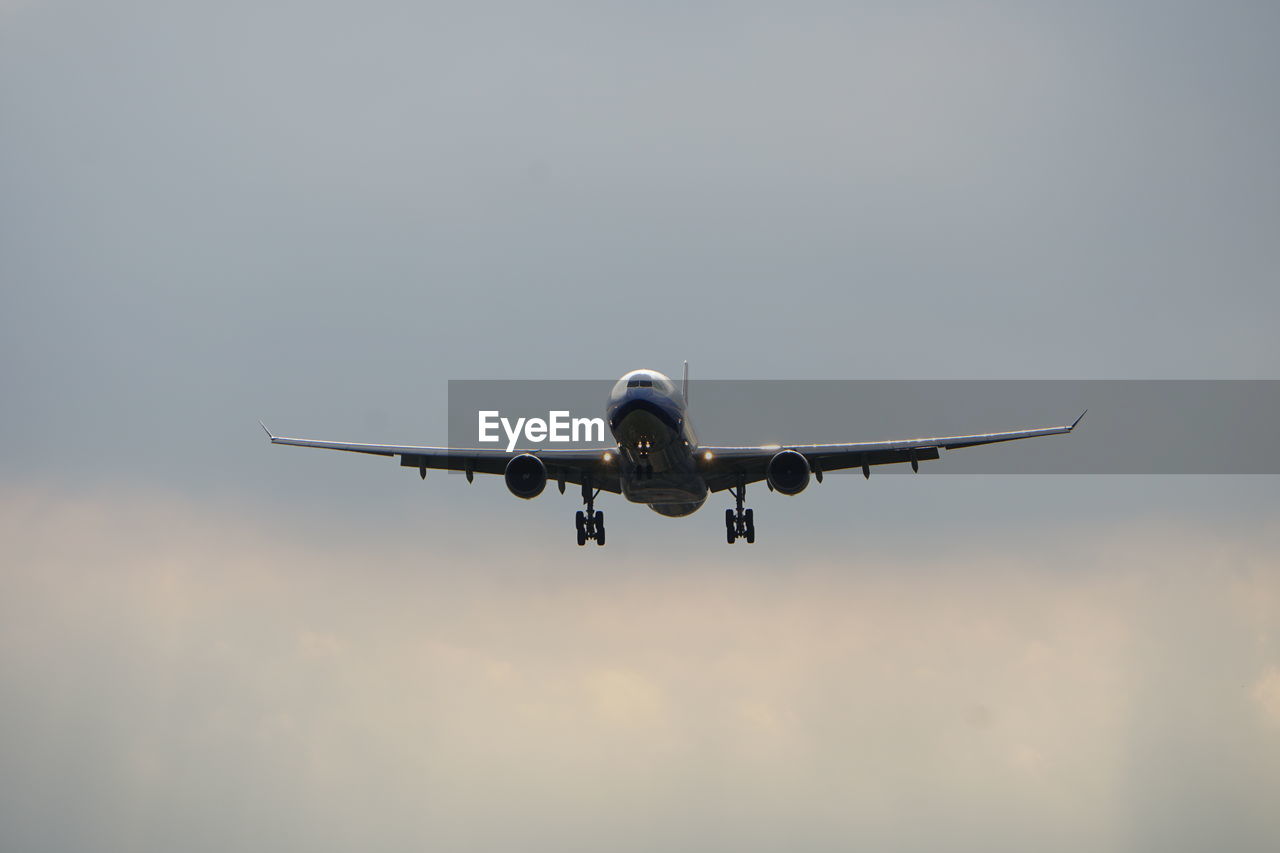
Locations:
611;370;674;399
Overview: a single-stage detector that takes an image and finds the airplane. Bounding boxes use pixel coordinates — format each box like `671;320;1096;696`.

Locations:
262;365;1085;545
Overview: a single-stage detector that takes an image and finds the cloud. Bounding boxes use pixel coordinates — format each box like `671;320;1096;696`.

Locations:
1256;666;1280;725
1;487;1278;852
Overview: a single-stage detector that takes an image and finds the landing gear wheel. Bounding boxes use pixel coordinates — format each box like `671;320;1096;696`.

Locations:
575;483;606;546
724;483;756;544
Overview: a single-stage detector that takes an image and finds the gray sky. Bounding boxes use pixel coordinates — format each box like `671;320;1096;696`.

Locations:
2;2;1279;851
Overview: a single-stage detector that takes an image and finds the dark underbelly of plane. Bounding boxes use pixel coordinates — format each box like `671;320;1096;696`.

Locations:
622;473;707;507
648;498;707;517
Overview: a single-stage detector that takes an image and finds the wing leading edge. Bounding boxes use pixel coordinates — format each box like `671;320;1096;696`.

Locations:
259;424;622;493
699;411;1086;492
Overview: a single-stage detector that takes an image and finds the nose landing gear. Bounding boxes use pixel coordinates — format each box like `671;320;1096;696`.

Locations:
576;482;605;546
725;483;755;543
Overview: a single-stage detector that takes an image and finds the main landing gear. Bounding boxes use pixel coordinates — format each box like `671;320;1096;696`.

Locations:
725;483;755;544
575;481;605;546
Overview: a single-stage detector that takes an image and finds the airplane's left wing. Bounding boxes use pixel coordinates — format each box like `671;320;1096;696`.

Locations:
699;412;1085;492
260;424;622;493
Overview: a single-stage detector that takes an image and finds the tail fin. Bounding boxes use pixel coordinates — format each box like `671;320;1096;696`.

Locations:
682;360;689;404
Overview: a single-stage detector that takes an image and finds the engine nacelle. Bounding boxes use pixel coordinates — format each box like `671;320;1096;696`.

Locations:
766;449;810;495
504;454;547;499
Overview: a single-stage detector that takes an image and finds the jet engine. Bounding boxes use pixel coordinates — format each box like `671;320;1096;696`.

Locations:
766;450;810;495
504;454;547;499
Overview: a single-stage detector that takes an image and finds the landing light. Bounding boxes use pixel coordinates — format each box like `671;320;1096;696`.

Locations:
703;451;714;461
603;451;613;462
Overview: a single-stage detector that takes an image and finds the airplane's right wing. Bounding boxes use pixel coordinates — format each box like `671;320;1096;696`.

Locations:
699;412;1086;492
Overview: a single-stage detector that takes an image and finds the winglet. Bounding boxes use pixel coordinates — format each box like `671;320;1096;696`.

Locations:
682;360;690;404
1070;409;1087;430
259;420;275;440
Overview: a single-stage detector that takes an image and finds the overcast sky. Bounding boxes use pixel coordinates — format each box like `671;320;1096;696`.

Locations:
2;2;1278;851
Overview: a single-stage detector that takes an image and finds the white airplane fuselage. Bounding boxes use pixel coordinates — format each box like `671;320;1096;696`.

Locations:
605;369;707;516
